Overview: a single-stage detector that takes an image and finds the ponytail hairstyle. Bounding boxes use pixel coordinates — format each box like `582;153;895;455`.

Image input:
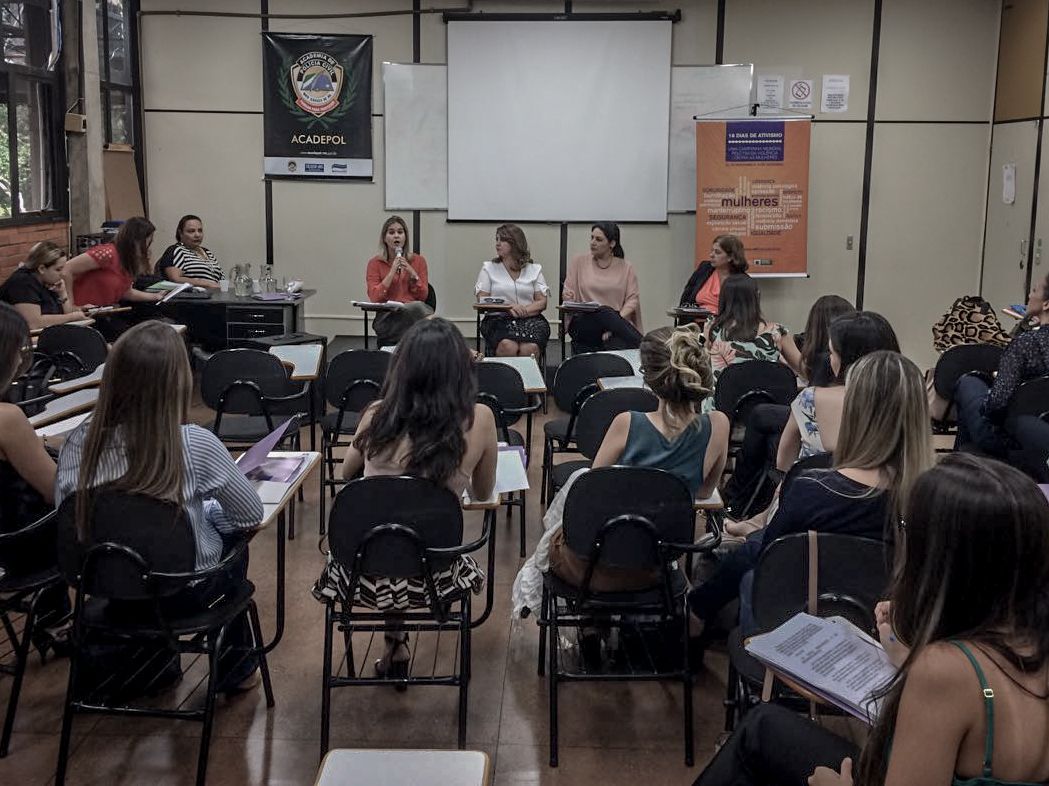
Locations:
714;234;748;274
113;216;155;277
592;222;625;258
25;240;67;273
639;324;713;424
858;454;1049;786
493;223;532;268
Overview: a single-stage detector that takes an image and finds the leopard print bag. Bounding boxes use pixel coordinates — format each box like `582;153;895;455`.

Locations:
931;295;1012;352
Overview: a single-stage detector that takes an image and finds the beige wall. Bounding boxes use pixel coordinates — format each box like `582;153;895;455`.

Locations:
139;0;1000;364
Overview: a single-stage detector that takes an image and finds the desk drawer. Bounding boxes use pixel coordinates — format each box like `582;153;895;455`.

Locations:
228;323;285;340
228;306;285;325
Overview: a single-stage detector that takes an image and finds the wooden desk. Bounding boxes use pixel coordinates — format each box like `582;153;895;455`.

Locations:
667;306;712;326
482;355;546;394
159;289;314;351
30;317;95;337
34;411;91;440
472;301;514;351
600;348;641;374
352;301;404;350
269;344;323;381
597;374;646;391
245;450;321;655
315;749;491;786
49;364;105;394
27;388;99;428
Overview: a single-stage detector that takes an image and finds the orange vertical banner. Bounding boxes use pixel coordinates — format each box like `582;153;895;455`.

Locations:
695;119;811;276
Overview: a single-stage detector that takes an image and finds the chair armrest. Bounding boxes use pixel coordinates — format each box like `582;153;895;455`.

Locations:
0;509;57;545
426;514;493;558
151;537;250;583
563;382;600;440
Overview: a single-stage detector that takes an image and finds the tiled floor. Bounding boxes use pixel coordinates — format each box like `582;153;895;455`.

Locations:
0;397;728;785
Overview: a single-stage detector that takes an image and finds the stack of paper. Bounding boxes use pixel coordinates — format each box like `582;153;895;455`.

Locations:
744;613;895;722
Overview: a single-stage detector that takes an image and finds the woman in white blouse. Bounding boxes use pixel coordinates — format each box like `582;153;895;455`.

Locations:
475;223;550;358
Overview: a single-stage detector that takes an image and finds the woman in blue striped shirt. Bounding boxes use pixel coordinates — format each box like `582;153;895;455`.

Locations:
55;320;265;692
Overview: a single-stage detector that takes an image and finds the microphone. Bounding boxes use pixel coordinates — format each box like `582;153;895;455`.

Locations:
394;245;403;273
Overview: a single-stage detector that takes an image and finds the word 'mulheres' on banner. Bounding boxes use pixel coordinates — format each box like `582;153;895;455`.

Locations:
695;119;811;276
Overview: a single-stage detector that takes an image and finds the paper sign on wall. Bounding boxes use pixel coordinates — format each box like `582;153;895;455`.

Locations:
1003;163;1017;205
758;75;784;109
787;79;814;111
821;74;850;113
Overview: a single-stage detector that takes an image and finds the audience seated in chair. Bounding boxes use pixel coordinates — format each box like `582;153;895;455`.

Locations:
693;454;1049;786
513;323;729;622
688;350;934;640
54;321;265;694
315;318;497;677
724;310;900;531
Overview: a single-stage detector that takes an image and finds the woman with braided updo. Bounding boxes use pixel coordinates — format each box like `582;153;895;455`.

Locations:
512;325;729;617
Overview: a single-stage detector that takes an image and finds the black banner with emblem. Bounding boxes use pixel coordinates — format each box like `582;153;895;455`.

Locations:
262;32;373;179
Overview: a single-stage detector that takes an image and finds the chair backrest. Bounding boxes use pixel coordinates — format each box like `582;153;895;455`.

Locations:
324;349;390;412
933;343;1004;399
55;489;196;601
0;509;58;582
1006;375;1049;423
327;475;465;577
574;387;658;458
425;284;437;310
36;324;108;375
713;360;799;422
779;452;834;499
751;532;889;635
476;361;528;426
562;466;695;570
550;351;634;413
200;348;296;414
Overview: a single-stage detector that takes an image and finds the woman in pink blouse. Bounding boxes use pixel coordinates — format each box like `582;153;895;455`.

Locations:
562;223;643;351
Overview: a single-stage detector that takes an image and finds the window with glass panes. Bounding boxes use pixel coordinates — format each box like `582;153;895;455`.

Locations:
0;0;65;222
98;0;133;145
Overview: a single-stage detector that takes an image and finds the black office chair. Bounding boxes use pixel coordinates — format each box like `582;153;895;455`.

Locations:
318;349;391;533
0;510;66;758
425;283;437;311
546;386;658;503
722;532;888;731
476;362;542;556
538;467;720;768
714;360;799;471
320;476;492;756
53;490;274;786
200;348;308;446
931;344;1004;436
35;324;109;380
541;352;635;505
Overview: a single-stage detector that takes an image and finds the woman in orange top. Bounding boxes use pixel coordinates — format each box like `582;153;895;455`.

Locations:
365;215;432;345
677;234;749;315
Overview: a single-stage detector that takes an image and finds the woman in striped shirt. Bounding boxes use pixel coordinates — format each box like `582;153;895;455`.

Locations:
55;320;264;691
157;214;224;288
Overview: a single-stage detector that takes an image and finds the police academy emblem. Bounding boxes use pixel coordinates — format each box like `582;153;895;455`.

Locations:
289;52;344;118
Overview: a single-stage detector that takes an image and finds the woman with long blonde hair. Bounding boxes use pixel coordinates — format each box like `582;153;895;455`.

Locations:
54;320;265;692
688;350;934;635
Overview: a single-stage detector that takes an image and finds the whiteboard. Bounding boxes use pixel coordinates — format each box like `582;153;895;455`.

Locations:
382;63;753;214
382;63;447;210
668;64;754;212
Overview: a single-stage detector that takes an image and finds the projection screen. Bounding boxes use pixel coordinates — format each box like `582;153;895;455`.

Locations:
447;19;673;222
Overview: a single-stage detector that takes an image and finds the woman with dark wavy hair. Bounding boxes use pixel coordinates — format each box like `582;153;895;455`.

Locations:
317;318;498;676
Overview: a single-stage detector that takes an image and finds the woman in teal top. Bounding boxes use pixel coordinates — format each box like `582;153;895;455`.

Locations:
547;323;730;589
694;453;1049;786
